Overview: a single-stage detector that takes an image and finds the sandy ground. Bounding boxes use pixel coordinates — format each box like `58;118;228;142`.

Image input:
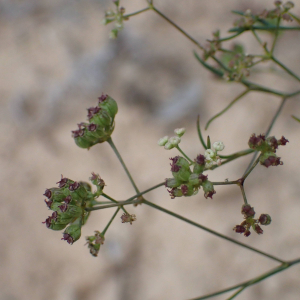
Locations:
1;0;300;299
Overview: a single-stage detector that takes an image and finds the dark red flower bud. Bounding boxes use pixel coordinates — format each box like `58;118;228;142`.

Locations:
198;174;208;182
241;204;255;217
259;214;272;225
254;224;263;234
233;225;246;233
59;203;68;213
69;182;80;191
87;106;101;120
44;199;53;208
71;129;85;138
98;94;108;103
64;196;72;204
195;154;206;165
61;233;74;244
244;230;251;237
87;123;97;132
170;164;181;172
279;136;289;146
56;176;69;188
43;189;52;199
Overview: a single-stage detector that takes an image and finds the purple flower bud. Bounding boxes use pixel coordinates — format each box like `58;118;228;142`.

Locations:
233;225;246;233
61;233;74;244
64;196;72;204
279;136;289;146
241;204;255;217
43;189;52;199
87;106;101;120
198;174;208;182
254;224;263;234
44;199;53;208
56;176;69;188
59;203;68;213
244;230;251;237
259;214;272;225
98;94;108;103
87;123;97;132
195;154;206;165
69;182;80;191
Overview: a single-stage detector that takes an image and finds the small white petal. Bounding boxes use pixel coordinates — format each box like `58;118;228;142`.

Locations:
168;136;181;146
158;136;169;146
213;141;225;152
174;128;186;137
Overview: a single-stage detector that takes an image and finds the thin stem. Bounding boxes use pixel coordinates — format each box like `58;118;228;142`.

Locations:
212;181;238;185
215;32;243;42
226;286;247;300
143;200;285;263
219;149;254;159
124;181;165;203
106;137;140;195
85;199;142;211
102;193;129;214
251;29;267;51
270;17;281;55
242;155;260;180
176;145;193;163
271;56;300;82
102;207;120;235
239;185;248;205
150;6;203;50
197;115;207;149
205;89;250;129
229;25;300;32
189;261;300;300
124;7;150;19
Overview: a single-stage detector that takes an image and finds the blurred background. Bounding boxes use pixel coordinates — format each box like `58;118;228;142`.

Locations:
1;0;300;299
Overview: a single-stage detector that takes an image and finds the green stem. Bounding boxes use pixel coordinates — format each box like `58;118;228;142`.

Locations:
106;137;140;195
124;7;150;19
197;115;207;149
85;199;142;211
216;32;243;42
219;149;254;159
189;260;300;300
205;89;250;129
226;286;247;300
102;207;120;235
143;200;285;263
150;6;203;50
212;181;238;185
102;193;129;214
229;25;300;32
124;181;165;202
239;185;248;205
270;17;281;55
242;155;260;180
271;56;300;82
176;145;193;163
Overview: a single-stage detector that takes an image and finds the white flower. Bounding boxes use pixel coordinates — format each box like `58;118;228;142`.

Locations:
158;136;169;146
213;141;225;152
168;136;181;146
205;159;214;169
164;142;174;150
174;128;186;137
204;149;215;160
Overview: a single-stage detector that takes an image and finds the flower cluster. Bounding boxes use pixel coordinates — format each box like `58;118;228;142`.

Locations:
260;1;295;21
85;231;105;257
71;94;118;149
234;1;295;29
233;204;272;237
158;128;186;150
103;0;128;39
248;134;288;167
121;213;137;225
43;174;105;244
165;155;216;199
